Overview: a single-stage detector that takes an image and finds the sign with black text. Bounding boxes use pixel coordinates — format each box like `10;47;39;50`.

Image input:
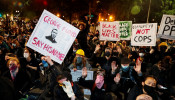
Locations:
158;15;175;40
131;23;157;46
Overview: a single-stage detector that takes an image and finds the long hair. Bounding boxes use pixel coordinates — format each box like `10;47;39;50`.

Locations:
73;56;86;68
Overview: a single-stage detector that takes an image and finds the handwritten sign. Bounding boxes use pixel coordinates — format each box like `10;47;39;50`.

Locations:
27;10;80;64
131;23;157;46
119;21;132;40
70;70;93;82
158;15;175;40
100;21;120;41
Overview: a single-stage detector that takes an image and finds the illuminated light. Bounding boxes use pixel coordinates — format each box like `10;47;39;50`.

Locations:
43;1;48;6
7;14;9;16
10;15;13;20
57;13;60;17
13;1;17;6
105;19;107;21
131;5;141;15
101;18;104;21
0;13;2;17
63;16;64;17
18;2;23;7
109;16;113;20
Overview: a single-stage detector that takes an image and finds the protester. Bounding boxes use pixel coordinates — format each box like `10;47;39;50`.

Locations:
69;49;92;70
78;67;110;100
2;57;31;99
127;76;158;100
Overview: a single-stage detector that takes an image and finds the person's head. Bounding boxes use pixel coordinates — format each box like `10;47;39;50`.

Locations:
95;68;105;87
104;47;112;57
139;48;145;57
0;36;4;45
74;49;85;67
136;94;153;100
158;42;168;52
121;57;131;72
78;22;86;31
51;29;58;39
23;48;30;58
57;71;72;83
142;76;157;94
23;48;34;59
7;57;20;69
122;40;127;46
57;74;67;84
5;53;17;61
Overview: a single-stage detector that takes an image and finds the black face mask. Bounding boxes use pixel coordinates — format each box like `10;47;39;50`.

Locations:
143;85;155;94
105;51;111;57
112;52;119;57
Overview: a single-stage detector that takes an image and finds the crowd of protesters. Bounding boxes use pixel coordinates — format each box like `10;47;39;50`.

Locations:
0;16;175;100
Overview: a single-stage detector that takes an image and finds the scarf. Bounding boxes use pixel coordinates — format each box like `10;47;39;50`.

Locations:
9;64;19;81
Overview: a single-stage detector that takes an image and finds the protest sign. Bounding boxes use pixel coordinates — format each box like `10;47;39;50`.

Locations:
158;15;175;40
70;70;93;82
131;23;157;46
100;21;120;41
119;21;132;40
27;10;80;64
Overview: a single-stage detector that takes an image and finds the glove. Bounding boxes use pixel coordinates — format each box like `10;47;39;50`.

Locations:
62;81;75;98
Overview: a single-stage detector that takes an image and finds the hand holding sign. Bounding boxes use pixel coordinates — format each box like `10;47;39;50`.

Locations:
82;67;87;78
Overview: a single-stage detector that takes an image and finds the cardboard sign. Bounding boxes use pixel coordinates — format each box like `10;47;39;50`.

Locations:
100;21;120;41
158;15;175;40
27;10;80;64
131;23;157;46
119;21;132;40
70;70;93;82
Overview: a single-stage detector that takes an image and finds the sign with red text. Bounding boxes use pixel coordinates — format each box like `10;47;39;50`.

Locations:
131;23;157;46
100;21;120;41
158;15;175;40
26;10;80;64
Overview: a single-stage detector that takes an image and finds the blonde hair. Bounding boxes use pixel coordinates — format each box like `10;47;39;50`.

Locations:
7;57;20;68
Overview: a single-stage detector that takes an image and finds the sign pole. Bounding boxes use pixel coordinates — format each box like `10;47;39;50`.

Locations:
147;0;152;23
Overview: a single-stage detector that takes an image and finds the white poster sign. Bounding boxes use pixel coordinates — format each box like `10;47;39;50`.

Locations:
131;23;157;46
71;70;93;82
27;10;80;64
100;21;120;41
158;15;175;40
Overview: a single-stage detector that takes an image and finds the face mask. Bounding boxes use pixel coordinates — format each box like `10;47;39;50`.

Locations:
95;75;104;89
73;50;76;53
42;60;49;67
23;53;29;58
139;53;144;57
105;51;111;57
9;64;18;71
76;57;82;64
121;65;129;72
143;84;155;94
112;52;118;57
12;43;16;47
9;64;19;80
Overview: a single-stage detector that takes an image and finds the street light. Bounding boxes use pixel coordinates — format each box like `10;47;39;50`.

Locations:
56;13;60;17
109;15;113;21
